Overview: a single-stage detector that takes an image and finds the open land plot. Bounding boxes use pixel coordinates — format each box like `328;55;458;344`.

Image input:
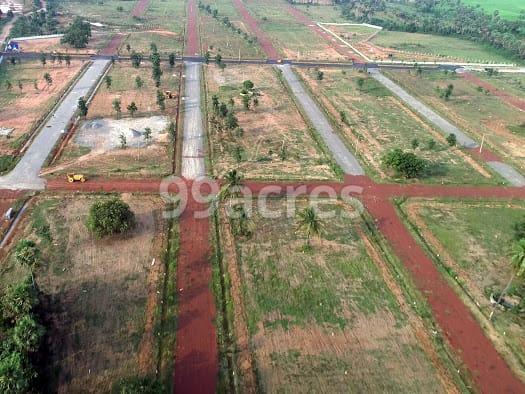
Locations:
461;0;523;20
292;4;347;23
119;30;184;56
199;11;262;59
221;198;465;392
59;0;138;28
386;70;525;173
142;0;186;31
87;62;180;119
0;60;83;155
205;64;334;180
239;0;345;60
0;194;174;392
321;23;381;44
474;72;525;101
18;33;113;55
370;30;515;64
399;198;525;379
296;67;499;185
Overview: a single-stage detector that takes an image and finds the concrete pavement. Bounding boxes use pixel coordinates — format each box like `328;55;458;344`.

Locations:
278;64;365;176
0;59;110;190
181;61;206;179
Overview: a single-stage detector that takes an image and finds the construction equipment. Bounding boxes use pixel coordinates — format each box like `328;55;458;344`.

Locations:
165;90;176;99
67;173;86;183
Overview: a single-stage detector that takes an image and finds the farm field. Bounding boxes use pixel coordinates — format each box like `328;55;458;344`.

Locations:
386;70;525;174
297;67;500;185
242;0;345;60
399;198;525;380
371;30;515;64
461;0;523;20
0;60;83;156
220;198;465;392
205;64;334;180
144;0;187;30
199;9;262;59
0;194;176;392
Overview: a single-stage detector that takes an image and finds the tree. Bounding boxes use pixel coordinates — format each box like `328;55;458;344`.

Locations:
105;75;112;89
131;51;142;68
0;350;33;393
242;94;250;110
64;54;71;67
225;112;238;130
204;51;211;64
119;133;127;149
126;43;131;53
219;103;228;118
144;127;152;144
253;97;259;108
156;90;166;111
383;148;427;179
438;84;454;100
339;110;347;124
214;53;222;65
61;17;91;48
112;98;122;119
242;80;254;90
86;198;135;238
168;121;176;143
316;70;324;80
18;81;23;91
219;169;243;202
135;76;143;89
513;218;525;241
427;139;436;150
77;96;88;117
230;204;252;237
43;72;52;85
446;133;457;147
296;206;324;249
357;77;365;90
5;81;12;91
411;138;419;150
212;95;220;114
127;101;138;117
490;239;525;320
150;42;158;54
1;277;38;323
168;53;175;68
39;53;46;67
14;240;39;283
12;315;44;353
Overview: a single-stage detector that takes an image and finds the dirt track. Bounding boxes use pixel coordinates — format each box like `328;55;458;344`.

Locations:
185;0;199;56
461;72;525;112
231;0;280;59
132;0;150;17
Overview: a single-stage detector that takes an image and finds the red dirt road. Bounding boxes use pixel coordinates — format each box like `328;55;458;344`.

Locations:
185;0;199;56
132;0;150;17
173;189;218;394
98;33;127;56
461;72;525;112
284;5;364;62
363;196;524;392
231;0;280;60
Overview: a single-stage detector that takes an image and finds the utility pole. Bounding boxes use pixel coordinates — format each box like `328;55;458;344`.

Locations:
479;134;485;154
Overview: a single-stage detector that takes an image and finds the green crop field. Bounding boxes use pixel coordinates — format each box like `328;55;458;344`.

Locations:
460;0;523;20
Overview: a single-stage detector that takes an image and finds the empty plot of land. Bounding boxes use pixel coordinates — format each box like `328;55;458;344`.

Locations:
87;63;180;119
371;31;514;64
0;194;168;392
17;33;112;55
473;73;525;101
0;61;83;155
297;68;498;184
224;199;463;392
119;31;184;56
401;198;525;381
60;0;138;28
239;0;345;60
386;70;525;173
205;64;333;180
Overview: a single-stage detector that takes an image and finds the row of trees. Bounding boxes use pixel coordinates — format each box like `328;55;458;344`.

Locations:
0;241;45;392
198;1;258;46
339;0;525;59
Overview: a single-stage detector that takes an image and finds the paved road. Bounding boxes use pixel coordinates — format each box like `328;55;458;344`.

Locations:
369;69;525;187
278;64;364;176
0;59;110;190
181;62;206;179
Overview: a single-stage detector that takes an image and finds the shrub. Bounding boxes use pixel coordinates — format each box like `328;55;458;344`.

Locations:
383;148;427;178
86;198;135;238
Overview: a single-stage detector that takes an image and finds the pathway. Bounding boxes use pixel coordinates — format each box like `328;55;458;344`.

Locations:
278;64;364;175
0;59;109;190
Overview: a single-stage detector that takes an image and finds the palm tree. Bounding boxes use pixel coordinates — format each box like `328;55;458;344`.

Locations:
296;207;324;249
219;169;243;202
490;239;525;321
14;240;39;284
230;204;252;237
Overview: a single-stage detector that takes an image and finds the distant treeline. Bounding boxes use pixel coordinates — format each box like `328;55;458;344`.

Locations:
337;0;525;59
9;0;59;38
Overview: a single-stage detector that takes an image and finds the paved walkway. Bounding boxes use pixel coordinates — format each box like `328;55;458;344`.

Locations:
181;62;206;179
278;64;364;175
0;59;109;190
369;69;525;187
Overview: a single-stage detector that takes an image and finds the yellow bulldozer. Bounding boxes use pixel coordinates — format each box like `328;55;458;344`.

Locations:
67;173;86;183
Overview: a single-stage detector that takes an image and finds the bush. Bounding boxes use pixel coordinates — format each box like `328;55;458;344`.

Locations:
383;148;427;178
446;133;457;147
87;198;135;238
112;376;164;394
